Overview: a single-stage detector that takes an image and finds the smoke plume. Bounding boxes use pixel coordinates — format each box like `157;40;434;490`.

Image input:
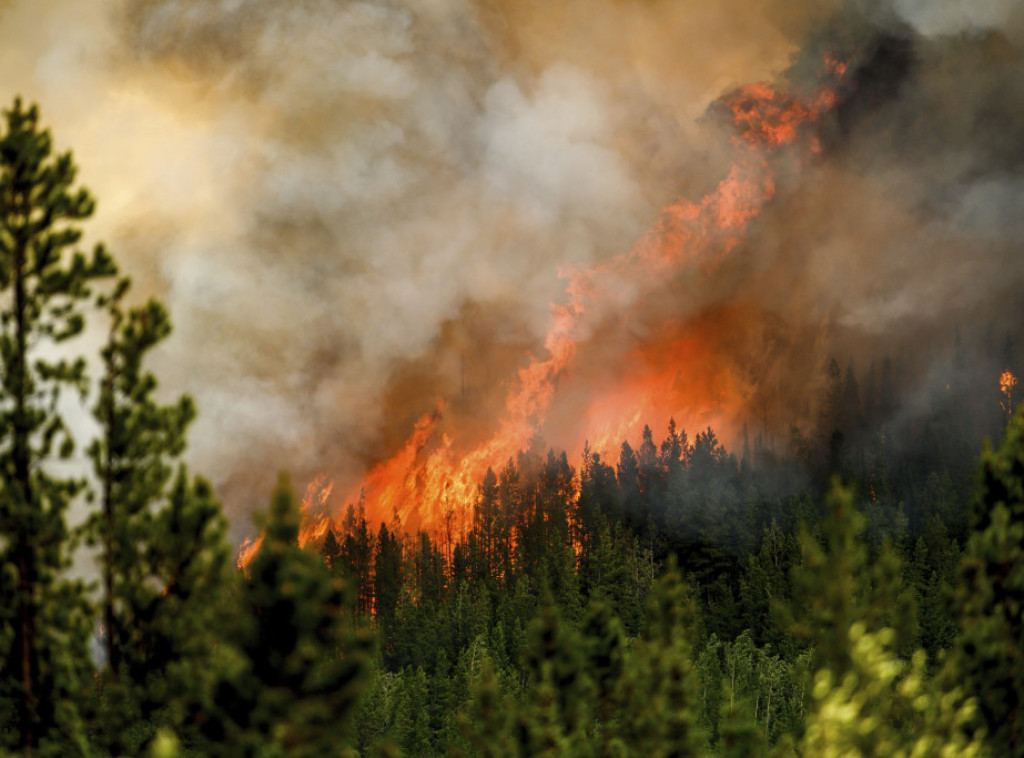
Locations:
1;0;1022;534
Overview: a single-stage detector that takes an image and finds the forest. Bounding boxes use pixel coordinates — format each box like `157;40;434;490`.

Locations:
0;98;1022;758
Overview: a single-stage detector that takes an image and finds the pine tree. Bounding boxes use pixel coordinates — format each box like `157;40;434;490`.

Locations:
459;655;517;758
787;479;915;675
696;634;723;741
957;406;1024;755
516;601;591;755
473;468;499;583
206;474;370;756
579;597;626;747
85;278;207;749
616;441;641;525
575;445;618;562
636;424;663;517
374;522;403;628
716;690;764;758
616;560;704;756
792;481;982;756
0;97;117;753
802;626;984;757
130;471;236;748
392;666;431;755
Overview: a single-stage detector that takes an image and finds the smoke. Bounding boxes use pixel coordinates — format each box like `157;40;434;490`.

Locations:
754;8;1024;431
2;0;1022;532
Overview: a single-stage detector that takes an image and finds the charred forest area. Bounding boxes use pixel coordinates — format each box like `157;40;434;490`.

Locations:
3;0;1024;756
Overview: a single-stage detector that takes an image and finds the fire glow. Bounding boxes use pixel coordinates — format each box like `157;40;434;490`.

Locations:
1001;370;1017;420
239;59;850;567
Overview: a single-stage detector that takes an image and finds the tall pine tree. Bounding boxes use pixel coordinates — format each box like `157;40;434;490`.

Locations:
87;278;235;752
206;474;370;756
0;97;116;753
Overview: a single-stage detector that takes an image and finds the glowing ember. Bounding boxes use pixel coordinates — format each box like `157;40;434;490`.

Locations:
1000;369;1017;419
238;57;850;562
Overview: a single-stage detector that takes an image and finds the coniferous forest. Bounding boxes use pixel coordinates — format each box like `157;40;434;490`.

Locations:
2;97;1024;758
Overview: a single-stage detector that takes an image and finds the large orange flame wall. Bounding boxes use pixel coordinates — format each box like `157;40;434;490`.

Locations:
239;58;849;567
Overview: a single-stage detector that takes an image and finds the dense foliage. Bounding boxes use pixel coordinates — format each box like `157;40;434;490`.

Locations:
0;99;1021;757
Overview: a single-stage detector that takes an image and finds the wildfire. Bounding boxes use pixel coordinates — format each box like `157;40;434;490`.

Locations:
236;474;336;570
236;534;261;571
1000;369;1017;419
238;58;850;567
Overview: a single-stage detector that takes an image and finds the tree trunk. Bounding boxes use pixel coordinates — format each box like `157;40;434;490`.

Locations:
103;364;118;679
12;214;38;754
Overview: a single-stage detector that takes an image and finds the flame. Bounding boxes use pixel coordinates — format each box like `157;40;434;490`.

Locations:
238;58;849;561
569;312;750;461
236;534;262;570
237;474;336;569
1000;369;1017;419
298;473;335;548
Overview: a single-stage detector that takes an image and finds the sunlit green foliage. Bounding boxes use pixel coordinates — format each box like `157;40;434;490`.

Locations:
956;406;1024;755
803;625;984;758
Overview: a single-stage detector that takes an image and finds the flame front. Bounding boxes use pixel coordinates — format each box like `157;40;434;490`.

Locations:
238;60;849;566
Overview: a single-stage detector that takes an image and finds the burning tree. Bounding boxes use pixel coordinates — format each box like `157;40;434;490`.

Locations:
1001;370;1017;421
250;56;854;559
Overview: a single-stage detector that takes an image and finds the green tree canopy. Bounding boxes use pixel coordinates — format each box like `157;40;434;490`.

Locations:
0;96;116;754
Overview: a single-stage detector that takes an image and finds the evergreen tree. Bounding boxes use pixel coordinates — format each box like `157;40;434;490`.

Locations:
636;424;663;517
575;445;618;557
802;625;984;757
579;597;626;749
957;406;1024;755
206;474;370;756
787;480;915;674
716;690;764;758
696;634;723;742
497;459;523;579
473;468;499;583
616;560;704;756
659;417;688;474
374;522;403;629
616;441;641;524
86;279;205;750
516;601;591;755
789;481;982;756
320;527;343;575
125;471;236;750
459;655;517;758
392;666;431;755
0;97;116;753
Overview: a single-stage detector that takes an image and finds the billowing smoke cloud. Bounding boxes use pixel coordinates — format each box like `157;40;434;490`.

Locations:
745;5;1024;441
2;0;1022;534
